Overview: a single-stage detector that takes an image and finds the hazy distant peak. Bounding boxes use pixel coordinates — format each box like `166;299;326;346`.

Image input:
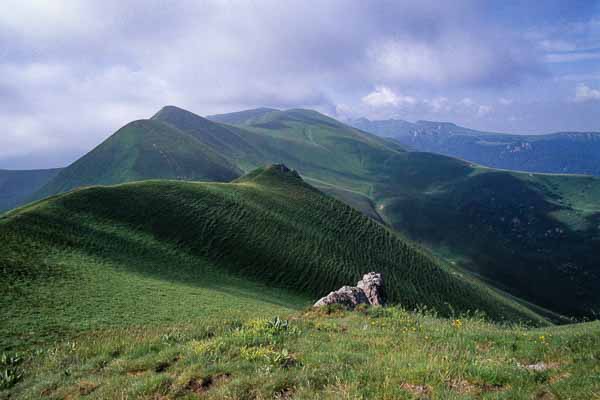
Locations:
151;105;208;122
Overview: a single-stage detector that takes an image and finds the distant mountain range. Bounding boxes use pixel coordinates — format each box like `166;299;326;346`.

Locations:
0;168;61;211
2;106;600;320
352;118;600;176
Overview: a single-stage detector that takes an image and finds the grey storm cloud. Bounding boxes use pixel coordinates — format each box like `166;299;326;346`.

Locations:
0;0;595;168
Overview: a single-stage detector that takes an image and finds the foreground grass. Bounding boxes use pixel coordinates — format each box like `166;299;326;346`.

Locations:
3;307;599;399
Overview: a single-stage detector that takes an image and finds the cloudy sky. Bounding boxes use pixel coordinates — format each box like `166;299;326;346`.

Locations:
1;0;600;169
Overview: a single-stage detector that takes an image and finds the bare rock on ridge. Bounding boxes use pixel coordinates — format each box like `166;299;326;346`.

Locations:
313;272;385;309
357;272;386;306
313;286;369;309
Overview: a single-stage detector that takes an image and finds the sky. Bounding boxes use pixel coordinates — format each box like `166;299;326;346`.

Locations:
1;0;600;169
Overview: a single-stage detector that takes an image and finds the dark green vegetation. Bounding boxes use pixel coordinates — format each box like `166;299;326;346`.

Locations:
34;118;241;199
4;307;600;399
353;117;600;176
1;166;547;353
375;168;600;318
9;105;600;318
206;107;600;318
0;168;61;212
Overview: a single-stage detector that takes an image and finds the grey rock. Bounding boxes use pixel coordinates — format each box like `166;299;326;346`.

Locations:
518;361;559;372
357;272;386;306
314;272;386;309
313;286;369;309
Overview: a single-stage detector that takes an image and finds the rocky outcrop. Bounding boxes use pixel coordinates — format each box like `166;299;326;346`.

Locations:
357;272;386;306
314;272;385;309
313;286;369;309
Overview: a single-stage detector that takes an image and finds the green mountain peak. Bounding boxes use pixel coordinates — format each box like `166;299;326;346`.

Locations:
234;164;306;188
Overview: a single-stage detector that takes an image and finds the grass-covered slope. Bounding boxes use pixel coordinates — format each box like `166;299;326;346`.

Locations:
0;168;61;212
207;108;600;318
33;118;241;199
1;166;550;352
13;105;600;319
180;106;406;193
151;106;264;166
207;107;279;125
373;164;600;318
7;307;598;399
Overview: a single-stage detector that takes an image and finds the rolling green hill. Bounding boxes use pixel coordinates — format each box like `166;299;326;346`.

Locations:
0;168;61;212
203;108;600;318
207;107;279;125
8;105;600;319
33;118;241;199
1;167;598;399
175;105;405;190
1;165;550;353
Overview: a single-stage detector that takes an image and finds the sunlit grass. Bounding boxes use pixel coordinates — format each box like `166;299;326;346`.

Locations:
4;307;599;399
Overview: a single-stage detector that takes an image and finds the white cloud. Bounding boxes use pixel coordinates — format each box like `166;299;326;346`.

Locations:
362;86;416;108
499;97;513;105
460;97;474;106
574;84;600;102
426;97;451;113
0;62;180;164
0;1;97;40
477;105;493;116
368;40;445;84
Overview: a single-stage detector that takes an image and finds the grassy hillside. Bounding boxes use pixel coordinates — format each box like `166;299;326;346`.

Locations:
4;307;599;399
374;165;600;318
206;108;600;318
207;107;279;125
165;106;405;190
33;119;241;199
1;166;552;355
0;168;61;212
151;106;265;167
12;105;600;319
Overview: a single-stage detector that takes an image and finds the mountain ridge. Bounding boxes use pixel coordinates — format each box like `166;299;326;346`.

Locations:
353;117;600;176
5;104;600;319
33;118;242;199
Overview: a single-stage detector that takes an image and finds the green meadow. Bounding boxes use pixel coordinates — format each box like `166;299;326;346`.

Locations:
4;307;599;399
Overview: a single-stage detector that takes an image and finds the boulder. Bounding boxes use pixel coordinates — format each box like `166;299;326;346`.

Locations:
313;272;385;309
357;272;386;306
313;286;369;309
